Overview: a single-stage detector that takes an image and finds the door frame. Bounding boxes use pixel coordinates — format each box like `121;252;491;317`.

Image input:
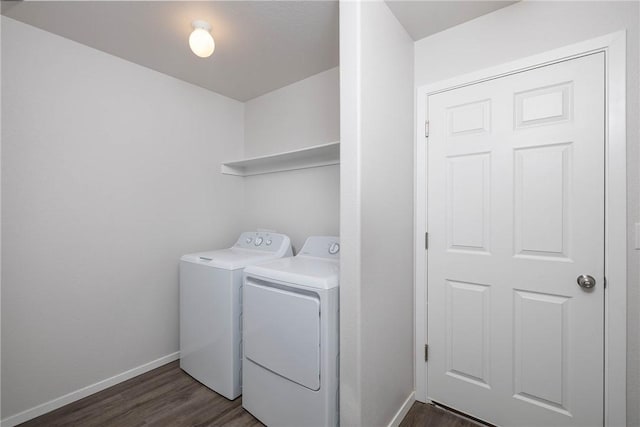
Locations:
414;31;627;426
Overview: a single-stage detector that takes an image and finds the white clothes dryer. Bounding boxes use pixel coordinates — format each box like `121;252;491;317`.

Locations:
242;236;340;427
179;231;292;400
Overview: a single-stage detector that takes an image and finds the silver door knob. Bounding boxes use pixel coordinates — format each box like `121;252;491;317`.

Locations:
577;275;596;289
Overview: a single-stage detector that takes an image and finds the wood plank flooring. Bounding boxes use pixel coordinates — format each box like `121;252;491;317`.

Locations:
20;361;476;427
400;402;481;427
20;361;262;427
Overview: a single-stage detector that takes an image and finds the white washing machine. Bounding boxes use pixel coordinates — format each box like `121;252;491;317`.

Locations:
179;231;292;400
242;236;340;427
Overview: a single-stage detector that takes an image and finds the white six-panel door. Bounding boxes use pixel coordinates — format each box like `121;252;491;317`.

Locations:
426;53;605;426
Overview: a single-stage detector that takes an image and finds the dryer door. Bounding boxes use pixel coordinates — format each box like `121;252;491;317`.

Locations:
244;278;320;391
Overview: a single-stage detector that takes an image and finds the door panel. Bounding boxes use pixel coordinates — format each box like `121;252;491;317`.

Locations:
513;290;570;414
244;279;321;391
447;153;491;253
514;143;571;258
426;53;605;426
445;280;491;388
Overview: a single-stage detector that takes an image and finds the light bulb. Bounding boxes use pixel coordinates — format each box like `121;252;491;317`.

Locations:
189;21;215;58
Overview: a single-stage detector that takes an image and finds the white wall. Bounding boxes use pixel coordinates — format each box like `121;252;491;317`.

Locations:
1;17;245;420
1;13;4;421
244;67;339;158
340;1;415;425
414;1;640;425
338;3;363;422
243;68;340;251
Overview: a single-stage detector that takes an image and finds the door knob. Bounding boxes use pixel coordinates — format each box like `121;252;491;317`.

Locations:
577;275;596;289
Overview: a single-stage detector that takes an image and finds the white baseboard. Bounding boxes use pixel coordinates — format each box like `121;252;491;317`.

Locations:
1;351;180;427
388;391;416;427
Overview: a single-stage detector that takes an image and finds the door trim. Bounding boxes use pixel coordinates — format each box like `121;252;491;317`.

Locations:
414;31;627;426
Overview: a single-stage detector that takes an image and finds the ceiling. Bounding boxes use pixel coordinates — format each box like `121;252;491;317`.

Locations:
2;1;340;101
386;0;517;41
2;1;515;102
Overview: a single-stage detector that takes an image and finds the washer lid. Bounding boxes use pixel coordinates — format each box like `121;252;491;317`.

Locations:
180;248;282;270
244;256;339;289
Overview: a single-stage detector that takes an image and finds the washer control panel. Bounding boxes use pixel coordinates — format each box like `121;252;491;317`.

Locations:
235;231;289;253
298;236;340;260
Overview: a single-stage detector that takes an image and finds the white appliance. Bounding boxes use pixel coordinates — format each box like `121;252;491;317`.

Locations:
242;236;340;427
179;231;292;400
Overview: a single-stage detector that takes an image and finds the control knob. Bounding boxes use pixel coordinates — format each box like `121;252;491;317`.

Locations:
328;242;340;255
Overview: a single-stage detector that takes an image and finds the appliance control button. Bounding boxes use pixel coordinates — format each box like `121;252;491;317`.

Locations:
329;242;340;254
246;237;253;244
265;239;272;246
254;237;264;246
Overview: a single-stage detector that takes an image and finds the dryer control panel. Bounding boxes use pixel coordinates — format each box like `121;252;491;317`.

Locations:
297;236;340;260
234;231;291;254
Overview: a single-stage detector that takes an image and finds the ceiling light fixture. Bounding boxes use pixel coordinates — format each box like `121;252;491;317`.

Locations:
189;20;215;58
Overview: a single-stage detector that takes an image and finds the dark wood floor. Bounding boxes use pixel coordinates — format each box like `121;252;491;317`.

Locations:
400;402;480;427
20;361;262;427
20;361;476;427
